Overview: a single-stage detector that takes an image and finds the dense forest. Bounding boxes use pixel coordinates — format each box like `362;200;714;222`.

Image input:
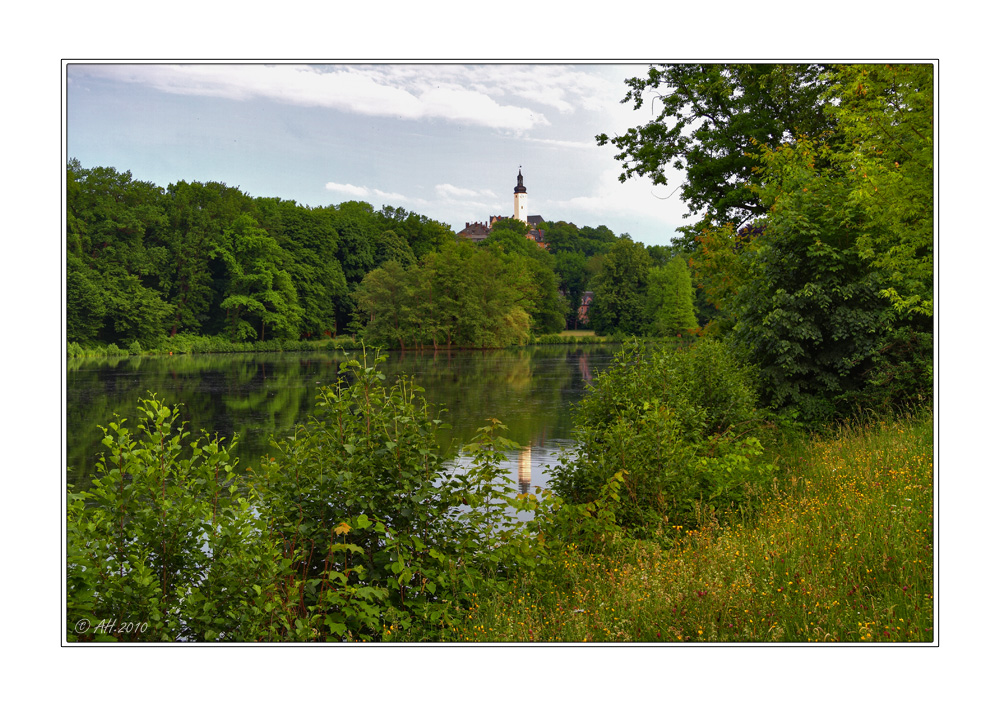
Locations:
67;164;453;346
66;159;704;350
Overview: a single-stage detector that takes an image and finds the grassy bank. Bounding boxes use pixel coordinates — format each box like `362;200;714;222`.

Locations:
65;331;640;358
425;411;933;643
65;335;365;358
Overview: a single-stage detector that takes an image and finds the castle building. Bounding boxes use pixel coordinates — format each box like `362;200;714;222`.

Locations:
456;221;490;242
458;169;547;248
577;290;595;325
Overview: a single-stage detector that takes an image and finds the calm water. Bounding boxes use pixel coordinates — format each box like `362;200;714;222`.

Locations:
66;345;621;493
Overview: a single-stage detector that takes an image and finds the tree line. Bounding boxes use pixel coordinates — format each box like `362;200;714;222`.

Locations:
67;159;705;351
67;163;459;347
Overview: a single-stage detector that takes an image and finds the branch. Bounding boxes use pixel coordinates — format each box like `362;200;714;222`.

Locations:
869;115;917;162
651;185;683;201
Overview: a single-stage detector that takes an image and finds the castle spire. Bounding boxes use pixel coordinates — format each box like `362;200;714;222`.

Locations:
514;168;527;194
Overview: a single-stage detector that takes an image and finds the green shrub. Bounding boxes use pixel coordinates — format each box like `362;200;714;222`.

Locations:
128;340;142;356
161;333;205;354
855;325;933;413
66;396;283;641
550;338;771;534
250;351;558;638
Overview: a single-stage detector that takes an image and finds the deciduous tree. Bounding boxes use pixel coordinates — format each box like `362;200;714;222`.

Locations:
597;64;833;234
588;237;652;335
645;256;698;336
217;214;302;341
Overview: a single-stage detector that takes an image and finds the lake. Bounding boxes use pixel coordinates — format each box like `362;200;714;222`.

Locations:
66;344;622;494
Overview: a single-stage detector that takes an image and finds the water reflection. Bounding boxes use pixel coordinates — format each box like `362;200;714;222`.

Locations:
66;345;620;492
518;446;531;496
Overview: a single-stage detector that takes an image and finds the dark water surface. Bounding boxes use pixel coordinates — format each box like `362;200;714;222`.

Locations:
66;345;621;492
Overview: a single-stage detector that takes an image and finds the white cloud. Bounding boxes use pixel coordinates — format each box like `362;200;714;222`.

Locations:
70;64;552;132
324;182;370;197
436;183;481;199
524;136;596;150
323;182;430;209
372;188;418;204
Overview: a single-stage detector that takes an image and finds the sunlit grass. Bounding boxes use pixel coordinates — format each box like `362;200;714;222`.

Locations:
446;411;934;643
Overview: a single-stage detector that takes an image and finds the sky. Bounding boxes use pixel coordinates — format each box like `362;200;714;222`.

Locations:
66;62;694;247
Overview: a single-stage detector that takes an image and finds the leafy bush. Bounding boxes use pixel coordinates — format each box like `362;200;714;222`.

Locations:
549;338;771;534
66;396;281;641
854;325;933;413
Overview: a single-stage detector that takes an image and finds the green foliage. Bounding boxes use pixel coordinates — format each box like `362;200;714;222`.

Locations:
645;256;699;337
376;205;454;260
732;147;889;420
353;260;416;349
372;229;417;269
550;339;768;534
588;236;652;335
487;217;531;238
453;412;933;644
597;64;834;230
329;201;378;288
66;395;278;641
66;255;107;345
857;325;933;412
104;274;174;349
552;250;588;325
67;162;459;348
828;64;934;318
678;65;934;422
161;180;251;337
216;213;303;342
484;227;554;329
528;333;618;345
104;343;128;357
254;197;347;339
354;239;559;348
249;351;480;637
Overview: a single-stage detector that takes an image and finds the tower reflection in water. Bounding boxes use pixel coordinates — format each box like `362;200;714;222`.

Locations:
518;445;531;495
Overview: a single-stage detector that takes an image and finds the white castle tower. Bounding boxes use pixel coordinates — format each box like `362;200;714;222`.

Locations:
514;168;527;224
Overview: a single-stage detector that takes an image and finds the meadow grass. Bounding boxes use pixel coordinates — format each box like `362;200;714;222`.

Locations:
438;410;934;643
